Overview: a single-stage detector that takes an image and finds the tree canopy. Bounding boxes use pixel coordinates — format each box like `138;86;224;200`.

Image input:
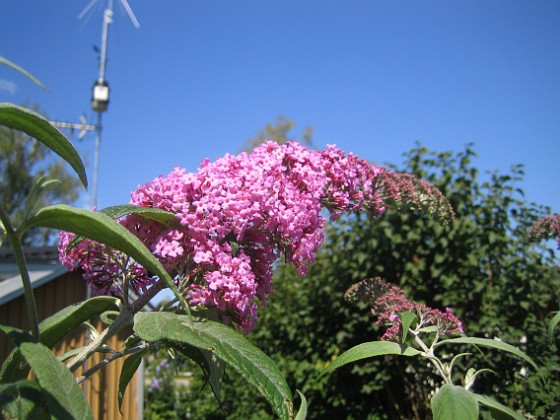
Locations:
0;114;81;246
242;115;313;152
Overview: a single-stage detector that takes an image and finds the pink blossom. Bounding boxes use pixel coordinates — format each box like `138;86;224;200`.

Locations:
59;141;451;333
531;214;560;249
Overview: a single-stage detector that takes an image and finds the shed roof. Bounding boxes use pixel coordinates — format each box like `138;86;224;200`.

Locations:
0;246;67;305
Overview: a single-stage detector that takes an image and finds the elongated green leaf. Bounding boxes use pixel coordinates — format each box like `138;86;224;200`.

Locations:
472;393;526;420
320;341;421;376
294;390;308;420
24;175;61;221
431;384;478;420
134;312;294;420
99;204;179;226
548;311;560;343
68;204;180;250
20;204;183;304
435;337;542;381
1;296;118;383
170;341;226;406
118;349;148;411
0;56;47;90
0;104;87;188
40;296;119;347
0;325;93;420
0;380;49;419
399;311;418;343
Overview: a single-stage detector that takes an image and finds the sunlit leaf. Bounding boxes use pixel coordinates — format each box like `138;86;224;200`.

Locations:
99;204;179;227
20;205;183;305
320;341;421;376
0;104;87;188
294;390;308;420
431;384;478;420
399;311;418;343
134;312;294;420
435;337;542;382
68;204;180;250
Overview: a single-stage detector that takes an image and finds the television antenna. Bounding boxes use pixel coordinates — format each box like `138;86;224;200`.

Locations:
78;0;140;208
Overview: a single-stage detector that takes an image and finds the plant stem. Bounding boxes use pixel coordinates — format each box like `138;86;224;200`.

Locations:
0;203;40;339
67;307;133;372
67;280;167;372
77;342;151;384
410;329;451;383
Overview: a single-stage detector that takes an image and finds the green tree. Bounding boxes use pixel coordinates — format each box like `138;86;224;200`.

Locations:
242;115;313;152
184;143;560;419
0;113;81;246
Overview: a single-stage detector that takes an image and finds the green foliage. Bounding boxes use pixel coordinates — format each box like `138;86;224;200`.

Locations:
1;296;118;383
0;325;93;419
320;342;421;376
134;312;295;420
182;143;559;418
431;384;479;420
0;121;80;246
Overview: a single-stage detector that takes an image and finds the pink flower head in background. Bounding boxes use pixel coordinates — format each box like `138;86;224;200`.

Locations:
530;214;560;249
345;277;464;341
59;141;452;333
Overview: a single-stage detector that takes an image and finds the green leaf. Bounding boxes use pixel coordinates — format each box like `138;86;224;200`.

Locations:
0;103;87;188
0;380;49;419
39;296;119;347
134;312;294;420
99;204;179;227
118;349;148;411
435;337;542;382
431;384;478;420
20;204;183;305
170;341;226;405
294;390;308;420
464;367;494;391
1;296;118;383
320;341;421;376
23;175;61;221
472;393;526;420
548;311;560;343
0;325;93;420
0;56;47;90
399;311;418;343
68;204;180;250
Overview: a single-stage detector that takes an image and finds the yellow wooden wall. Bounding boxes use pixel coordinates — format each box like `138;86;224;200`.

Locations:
0;271;140;419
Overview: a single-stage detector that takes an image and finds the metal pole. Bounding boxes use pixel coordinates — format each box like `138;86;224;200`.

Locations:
98;3;113;82
92;112;102;209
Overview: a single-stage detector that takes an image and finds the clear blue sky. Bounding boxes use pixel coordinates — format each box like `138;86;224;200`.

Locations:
1;1;559;216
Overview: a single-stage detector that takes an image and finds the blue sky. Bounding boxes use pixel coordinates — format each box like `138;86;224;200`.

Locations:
1;1;559;217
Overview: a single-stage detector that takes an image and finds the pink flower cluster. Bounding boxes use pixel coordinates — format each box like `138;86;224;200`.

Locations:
530;214;560;249
59;141;451;333
345;277;464;341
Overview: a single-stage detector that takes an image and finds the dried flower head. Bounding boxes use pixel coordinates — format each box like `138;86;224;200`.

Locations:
346;278;463;341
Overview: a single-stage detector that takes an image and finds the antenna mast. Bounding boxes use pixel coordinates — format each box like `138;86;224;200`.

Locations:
78;0;140;208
